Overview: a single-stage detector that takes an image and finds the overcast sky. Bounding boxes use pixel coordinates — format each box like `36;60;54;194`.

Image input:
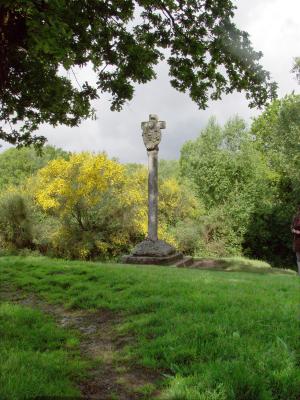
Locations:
1;0;300;163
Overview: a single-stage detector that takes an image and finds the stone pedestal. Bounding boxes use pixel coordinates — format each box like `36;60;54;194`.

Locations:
122;238;183;266
121;251;183;266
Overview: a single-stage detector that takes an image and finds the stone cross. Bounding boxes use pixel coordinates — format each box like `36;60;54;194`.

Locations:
141;114;166;241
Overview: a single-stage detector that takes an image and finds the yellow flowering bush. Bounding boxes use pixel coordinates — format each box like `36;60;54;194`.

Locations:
33;153;146;259
35;152;126;214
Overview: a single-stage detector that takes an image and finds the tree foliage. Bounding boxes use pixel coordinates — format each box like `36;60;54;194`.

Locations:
180;116;274;255
1;0;276;146
179;98;300;264
251;94;300;171
246;94;300;264
251;94;300;211
0;145;69;190
180;117;272;207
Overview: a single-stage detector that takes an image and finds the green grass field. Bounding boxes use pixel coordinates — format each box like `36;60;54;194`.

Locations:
0;302;85;400
0;256;299;400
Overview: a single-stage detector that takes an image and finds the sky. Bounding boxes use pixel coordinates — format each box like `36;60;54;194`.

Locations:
1;0;300;163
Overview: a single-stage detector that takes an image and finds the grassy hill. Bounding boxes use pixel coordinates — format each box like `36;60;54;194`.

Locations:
0;256;299;400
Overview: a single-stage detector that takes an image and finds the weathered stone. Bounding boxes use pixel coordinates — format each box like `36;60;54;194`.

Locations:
141;114;166;241
132;239;176;257
147;149;158;240
141;114;166;151
121;114;181;266
121;252;183;266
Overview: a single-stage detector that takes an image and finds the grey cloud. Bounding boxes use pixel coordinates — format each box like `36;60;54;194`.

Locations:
1;0;299;162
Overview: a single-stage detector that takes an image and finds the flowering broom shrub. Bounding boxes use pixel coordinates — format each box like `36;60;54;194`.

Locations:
33;153;145;259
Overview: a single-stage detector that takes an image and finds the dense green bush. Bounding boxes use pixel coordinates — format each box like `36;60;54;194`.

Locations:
48;192;142;260
170;219;203;255
0;192;33;250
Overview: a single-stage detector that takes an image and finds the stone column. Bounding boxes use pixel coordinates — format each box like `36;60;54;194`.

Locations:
147;149;158;241
121;114;180;265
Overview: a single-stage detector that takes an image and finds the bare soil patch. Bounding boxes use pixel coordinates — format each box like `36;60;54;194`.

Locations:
0;285;161;400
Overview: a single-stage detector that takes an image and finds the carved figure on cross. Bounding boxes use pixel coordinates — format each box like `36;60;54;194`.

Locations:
141;114;166;151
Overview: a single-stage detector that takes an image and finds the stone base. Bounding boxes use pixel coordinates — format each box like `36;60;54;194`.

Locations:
121;238;183;266
121;252;183;266
131;239;176;257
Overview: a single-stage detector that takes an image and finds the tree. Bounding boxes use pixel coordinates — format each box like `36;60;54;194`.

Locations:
247;94;300;265
180;117;271;207
1;1;277;146
180;117;273;255
158;159;180;181
0;145;69;189
251;94;300;175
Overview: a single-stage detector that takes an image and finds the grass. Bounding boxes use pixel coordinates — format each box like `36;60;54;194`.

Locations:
197;256;297;275
0;301;85;400
218;256;272;269
0;255;299;400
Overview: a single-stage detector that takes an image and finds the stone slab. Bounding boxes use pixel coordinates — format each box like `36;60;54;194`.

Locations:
174;256;194;268
121;252;183;266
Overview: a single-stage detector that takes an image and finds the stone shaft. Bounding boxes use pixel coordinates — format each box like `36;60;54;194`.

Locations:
148;149;158;241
